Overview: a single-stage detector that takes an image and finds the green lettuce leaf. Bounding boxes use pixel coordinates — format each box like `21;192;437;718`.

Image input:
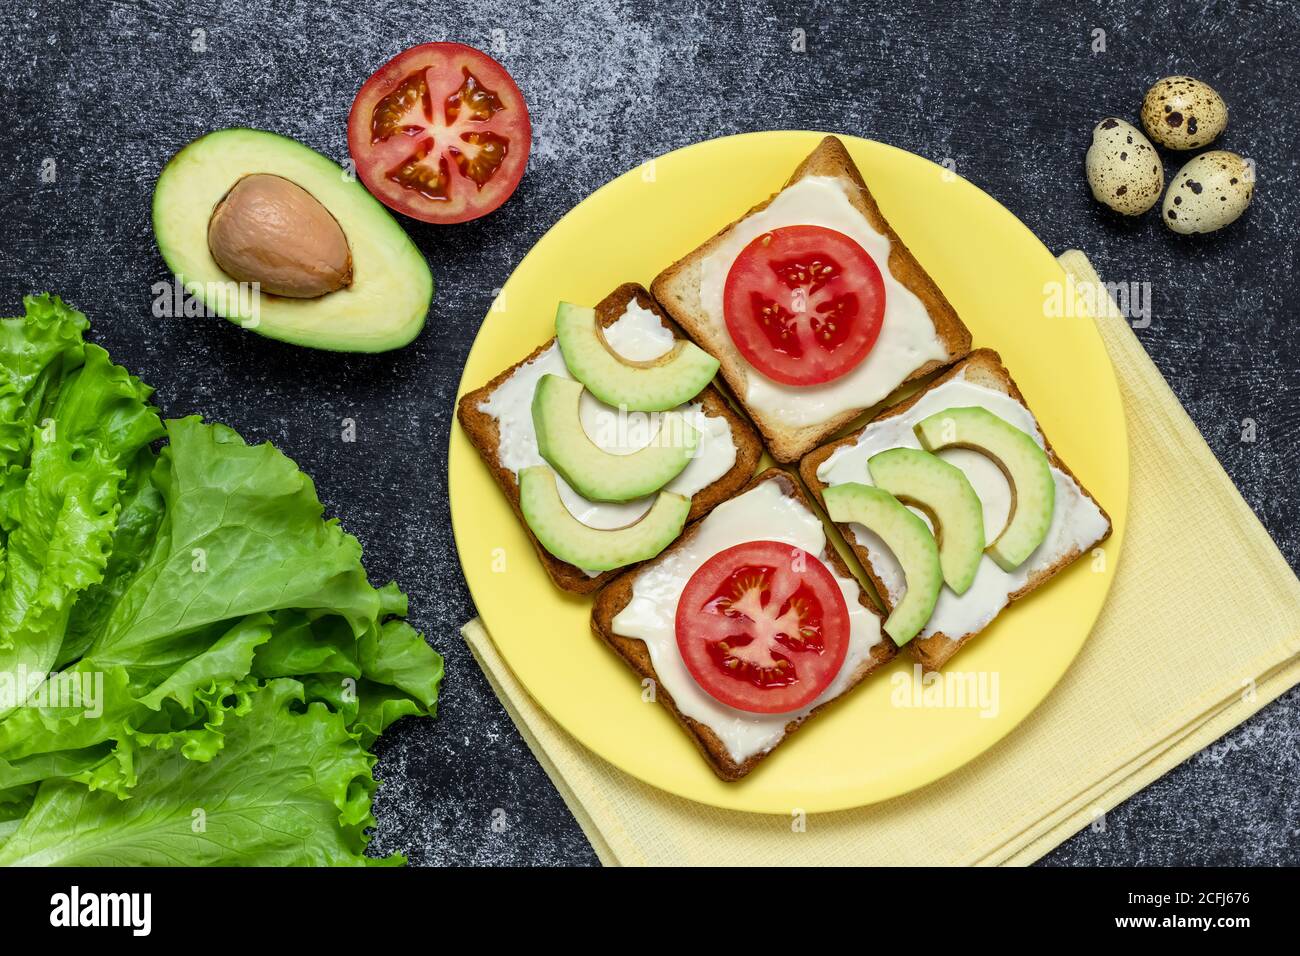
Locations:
58;448;164;667
89;418;392;672
0;294;88;480
0;332;163;704
0;296;443;866
0;679;398;866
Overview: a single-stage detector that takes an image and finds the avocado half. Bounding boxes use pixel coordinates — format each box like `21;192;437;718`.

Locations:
152;128;432;352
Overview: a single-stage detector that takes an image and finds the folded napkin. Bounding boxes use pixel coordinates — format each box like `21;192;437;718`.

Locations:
462;250;1300;866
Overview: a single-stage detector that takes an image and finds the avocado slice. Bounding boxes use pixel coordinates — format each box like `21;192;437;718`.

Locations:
823;483;942;645
519;466;691;571
554;302;719;411
914;406;1055;572
532;375;699;502
868;447;985;595
152;128;432;352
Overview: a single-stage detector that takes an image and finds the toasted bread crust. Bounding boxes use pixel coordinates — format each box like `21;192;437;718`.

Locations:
456;283;763;594
798;348;1112;670
590;468;897;781
652;135;972;464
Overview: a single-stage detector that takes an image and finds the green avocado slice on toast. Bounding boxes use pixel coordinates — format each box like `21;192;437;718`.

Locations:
531;374;699;502
823;482;942;645
867;447;985;595
913;406;1055;571
519;466;690;571
554;302;719;411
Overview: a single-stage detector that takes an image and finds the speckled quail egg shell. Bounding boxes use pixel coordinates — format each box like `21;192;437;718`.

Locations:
1163;150;1254;234
1141;76;1228;151
1086;118;1164;215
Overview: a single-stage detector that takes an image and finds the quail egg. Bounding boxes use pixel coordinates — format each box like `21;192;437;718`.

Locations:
1085;118;1164;215
1162;150;1254;234
1140;76;1228;150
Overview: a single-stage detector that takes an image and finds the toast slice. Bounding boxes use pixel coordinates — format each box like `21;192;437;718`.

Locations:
652;135;971;464
799;349;1112;670
591;468;897;781
457;283;763;594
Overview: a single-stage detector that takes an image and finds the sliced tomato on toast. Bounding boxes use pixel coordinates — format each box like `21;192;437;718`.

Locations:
675;540;850;714
723;225;885;386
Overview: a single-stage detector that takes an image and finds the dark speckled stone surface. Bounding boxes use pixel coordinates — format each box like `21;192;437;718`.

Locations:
0;0;1295;866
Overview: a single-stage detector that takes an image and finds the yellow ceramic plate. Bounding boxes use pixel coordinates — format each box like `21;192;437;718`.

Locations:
449;131;1128;814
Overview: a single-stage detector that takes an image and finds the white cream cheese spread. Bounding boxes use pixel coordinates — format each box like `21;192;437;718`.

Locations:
816;370;1109;640
698;175;949;428
610;477;884;763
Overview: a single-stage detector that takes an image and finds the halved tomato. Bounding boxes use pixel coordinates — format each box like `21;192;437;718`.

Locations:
675;541;850;714
723;225;885;386
347;43;531;224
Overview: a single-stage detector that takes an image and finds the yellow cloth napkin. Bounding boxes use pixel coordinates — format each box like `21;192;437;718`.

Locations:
461;250;1300;866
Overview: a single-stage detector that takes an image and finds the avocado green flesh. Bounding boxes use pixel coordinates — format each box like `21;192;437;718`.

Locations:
519;466;690;571
554;302;720;411
914;406;1055;572
152;128;432;352
824;482;942;645
868;447;985;595
531;375;699;502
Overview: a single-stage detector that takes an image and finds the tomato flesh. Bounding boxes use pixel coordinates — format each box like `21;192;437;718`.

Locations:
371;70;431;141
676;541;850;714
348;43;531;224
453;130;510;187
445;68;505;124
723;225;886;386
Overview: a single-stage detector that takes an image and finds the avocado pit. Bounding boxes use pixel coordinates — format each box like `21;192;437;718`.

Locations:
207;173;353;298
